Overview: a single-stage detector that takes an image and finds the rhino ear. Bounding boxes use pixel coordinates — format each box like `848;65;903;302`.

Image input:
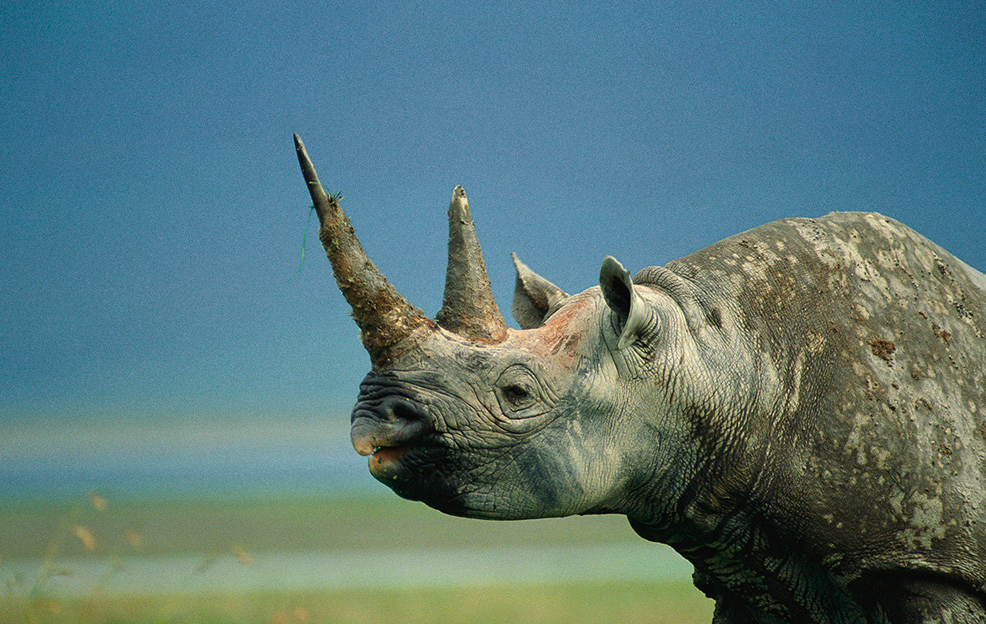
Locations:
600;256;648;350
511;253;569;329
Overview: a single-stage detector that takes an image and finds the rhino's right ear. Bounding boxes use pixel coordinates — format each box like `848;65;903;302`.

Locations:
511;253;569;329
600;256;649;350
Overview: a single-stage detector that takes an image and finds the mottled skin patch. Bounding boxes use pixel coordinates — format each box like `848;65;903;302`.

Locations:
643;212;986;622
344;212;985;623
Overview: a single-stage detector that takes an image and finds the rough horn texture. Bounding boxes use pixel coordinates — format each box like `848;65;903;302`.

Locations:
293;134;431;364
436;186;508;343
296;139;986;622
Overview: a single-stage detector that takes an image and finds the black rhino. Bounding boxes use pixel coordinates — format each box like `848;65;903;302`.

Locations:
294;135;986;623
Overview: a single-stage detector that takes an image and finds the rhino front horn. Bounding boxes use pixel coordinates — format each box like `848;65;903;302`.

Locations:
436;186;508;343
293;134;431;364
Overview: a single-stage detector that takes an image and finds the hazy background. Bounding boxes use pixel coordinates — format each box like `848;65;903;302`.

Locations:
2;2;984;495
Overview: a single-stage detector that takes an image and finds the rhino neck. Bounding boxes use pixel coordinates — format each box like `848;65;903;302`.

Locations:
625;255;857;620
629;482;867;624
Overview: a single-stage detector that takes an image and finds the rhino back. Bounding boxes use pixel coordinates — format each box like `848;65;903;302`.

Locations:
665;212;986;595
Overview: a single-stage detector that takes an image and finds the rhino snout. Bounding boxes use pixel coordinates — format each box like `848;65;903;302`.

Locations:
350;395;433;457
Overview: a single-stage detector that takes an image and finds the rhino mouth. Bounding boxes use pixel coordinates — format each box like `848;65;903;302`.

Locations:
349;383;457;501
352;401;434;462
349;384;541;519
356;432;461;511
363;440;426;477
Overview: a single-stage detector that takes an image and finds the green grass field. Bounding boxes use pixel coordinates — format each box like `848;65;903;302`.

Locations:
4;582;713;624
1;492;713;623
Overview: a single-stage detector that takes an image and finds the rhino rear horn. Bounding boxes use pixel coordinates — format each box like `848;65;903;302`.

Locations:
294;134;431;364
436;187;508;343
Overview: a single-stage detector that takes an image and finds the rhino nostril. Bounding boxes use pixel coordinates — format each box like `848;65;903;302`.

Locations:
351;395;433;457
383;399;426;424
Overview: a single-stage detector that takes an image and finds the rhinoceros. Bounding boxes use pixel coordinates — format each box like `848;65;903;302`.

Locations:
293;135;986;623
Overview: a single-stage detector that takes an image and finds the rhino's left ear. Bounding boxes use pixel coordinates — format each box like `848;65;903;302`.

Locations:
512;253;569;329
600;256;649;350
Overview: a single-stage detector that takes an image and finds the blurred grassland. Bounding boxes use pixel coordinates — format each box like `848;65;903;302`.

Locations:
2;582;713;624
0;493;659;558
1;493;713;623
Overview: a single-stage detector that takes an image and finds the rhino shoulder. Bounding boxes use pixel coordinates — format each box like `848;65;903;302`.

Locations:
655;210;986;599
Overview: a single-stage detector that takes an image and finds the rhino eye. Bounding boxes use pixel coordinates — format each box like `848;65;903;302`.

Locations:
495;365;540;414
501;384;531;405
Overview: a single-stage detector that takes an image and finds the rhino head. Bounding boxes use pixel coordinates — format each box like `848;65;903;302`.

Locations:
294;135;751;524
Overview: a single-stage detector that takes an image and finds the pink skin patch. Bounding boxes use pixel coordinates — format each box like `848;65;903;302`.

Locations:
368;446;408;478
513;293;593;361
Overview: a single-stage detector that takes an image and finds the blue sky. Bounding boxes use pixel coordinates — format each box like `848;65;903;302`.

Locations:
2;2;984;426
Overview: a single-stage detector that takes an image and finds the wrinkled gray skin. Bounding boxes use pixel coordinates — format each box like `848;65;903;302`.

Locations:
294;136;986;623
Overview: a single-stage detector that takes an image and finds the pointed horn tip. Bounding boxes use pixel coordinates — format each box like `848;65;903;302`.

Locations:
448;186;472;221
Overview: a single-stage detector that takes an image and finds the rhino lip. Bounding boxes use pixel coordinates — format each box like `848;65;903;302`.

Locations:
368;445;415;476
355;424;442;480
360;443;413;461
351;420;439;484
369;445;408;461
365;441;439;481
351;415;433;457
350;388;441;483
